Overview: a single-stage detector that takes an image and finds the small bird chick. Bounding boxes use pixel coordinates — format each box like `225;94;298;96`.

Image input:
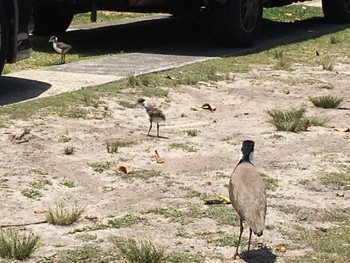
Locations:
137;98;166;137
48;36;72;64
229;140;266;259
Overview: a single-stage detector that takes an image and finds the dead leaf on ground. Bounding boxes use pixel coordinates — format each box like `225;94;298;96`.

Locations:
117;165;133;174
332;127;349;132
274;245;287;252
34;210;47;214
202;103;216;113
155;150;165;164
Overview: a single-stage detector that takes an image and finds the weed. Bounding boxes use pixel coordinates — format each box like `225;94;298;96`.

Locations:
189;204;239;226
119;100;136;109
31;169;49;175
88;161;113;173
29;177;52;189
118;169;163;181
309;95;343;108
0;228;40;260
307;116;329;127
21;188;42;200
60;180;76;188
169;142;197;152
166;251;205;263
52;245;106;263
106;140;137;153
266;108;307;132
185;129;199;137
330;35;338;44
322;61;334;71
111;237;167;263
46;203;85;225
108;214;145;228
102;185;115;193
64;146;74;155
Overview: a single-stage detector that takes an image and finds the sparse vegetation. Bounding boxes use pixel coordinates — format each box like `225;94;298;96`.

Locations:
0;228;40;260
169;142;197;152
107;214;145;228
319;171;350;190
111;237;167;263
309;95;343;108
21;188;42;200
88;161;113;173
185;129;199;137
64;146;75;155
106;140;137;153
60;180;76;188
260;172;279;191
46;203;85;225
266;108;307;132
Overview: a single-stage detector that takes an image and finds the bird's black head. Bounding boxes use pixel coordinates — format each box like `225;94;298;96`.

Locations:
240;140;255;163
49;36;57;43
137;98;145;104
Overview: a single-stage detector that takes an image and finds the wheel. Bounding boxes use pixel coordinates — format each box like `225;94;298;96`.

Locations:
322;0;350;23
0;0;9;75
210;0;263;47
32;4;73;35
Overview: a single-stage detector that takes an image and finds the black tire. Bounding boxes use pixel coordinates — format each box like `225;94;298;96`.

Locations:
210;0;263;47
32;5;73;36
0;0;9;75
322;0;350;23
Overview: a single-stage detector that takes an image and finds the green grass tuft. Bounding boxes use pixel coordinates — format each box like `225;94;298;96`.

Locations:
0;228;40;260
266;108;307;132
46;203;85;225
309;95;343;108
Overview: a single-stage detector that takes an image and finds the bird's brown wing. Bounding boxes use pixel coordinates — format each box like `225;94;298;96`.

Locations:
147;107;166;122
57;42;72;53
229;162;266;235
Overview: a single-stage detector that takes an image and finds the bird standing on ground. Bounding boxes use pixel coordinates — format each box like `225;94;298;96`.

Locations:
228;140;266;260
48;36;72;64
137;98;166;137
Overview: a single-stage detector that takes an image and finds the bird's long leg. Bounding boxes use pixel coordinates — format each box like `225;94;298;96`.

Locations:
157;123;160;137
233;219;244;260
248;228;253;252
148;121;153;136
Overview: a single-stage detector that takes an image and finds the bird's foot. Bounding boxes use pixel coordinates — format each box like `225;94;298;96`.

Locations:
231;252;240;260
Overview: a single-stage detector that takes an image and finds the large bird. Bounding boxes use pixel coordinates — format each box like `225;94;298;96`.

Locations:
229;140;266;259
137;98;166;137
49;36;72;64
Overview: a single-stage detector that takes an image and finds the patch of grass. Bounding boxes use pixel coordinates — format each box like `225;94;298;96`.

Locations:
307;116;329;127
189;204;239;226
29;177;52;189
290;224;350;262
185;129;199;137
266;108;307;132
49;245;107;263
107;214;145;228
196;230;241;247
75;233;97;242
102;185;115;193
31;168;49;175
118;169;163;181
111;237;166;263
106;139;136;153
309;95;343;108
118;100;136;109
60;180;76;188
46;203;85;225
260;172;278;191
88;161;113;173
144;207;186;224
319;171;350;190
169;142;198;152
0;228;40;260
21;188;42;200
64;146;75;155
322;60;335;71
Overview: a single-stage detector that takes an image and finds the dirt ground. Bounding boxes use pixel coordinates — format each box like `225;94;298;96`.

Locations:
0;62;349;262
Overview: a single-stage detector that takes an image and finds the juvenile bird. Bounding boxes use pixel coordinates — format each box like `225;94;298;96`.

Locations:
229;140;266;259
48;36;72;64
137;98;166;137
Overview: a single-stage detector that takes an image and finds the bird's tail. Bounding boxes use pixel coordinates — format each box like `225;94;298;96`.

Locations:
254;230;263;237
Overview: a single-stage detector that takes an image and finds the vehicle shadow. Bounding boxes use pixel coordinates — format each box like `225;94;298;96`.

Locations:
0;77;51;105
31;15;349;58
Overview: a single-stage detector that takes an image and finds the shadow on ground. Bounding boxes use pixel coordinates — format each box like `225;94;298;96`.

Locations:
0;77;51;105
240;247;277;263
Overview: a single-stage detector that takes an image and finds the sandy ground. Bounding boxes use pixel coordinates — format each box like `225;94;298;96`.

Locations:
0;60;349;262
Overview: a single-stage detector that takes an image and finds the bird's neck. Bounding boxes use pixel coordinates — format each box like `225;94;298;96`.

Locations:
239;151;254;164
142;101;149;108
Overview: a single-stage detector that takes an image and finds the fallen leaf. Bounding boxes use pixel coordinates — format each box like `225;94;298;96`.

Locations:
34;210;47;214
117;165;133;174
336;192;345;197
155;150;165;164
274;245;287;252
202;103;216;112
332;127;349;132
